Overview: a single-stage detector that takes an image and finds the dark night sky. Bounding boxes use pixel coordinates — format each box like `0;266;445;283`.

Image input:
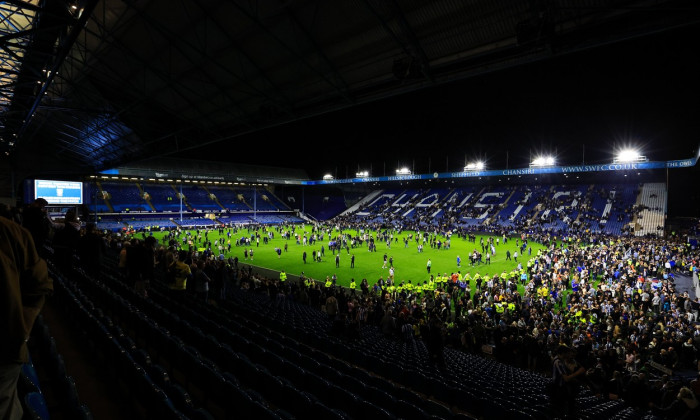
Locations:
222;23;700;180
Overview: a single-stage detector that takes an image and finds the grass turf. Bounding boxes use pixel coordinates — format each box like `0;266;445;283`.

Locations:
144;226;556;292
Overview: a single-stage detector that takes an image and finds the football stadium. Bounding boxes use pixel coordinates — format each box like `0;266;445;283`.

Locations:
1;2;700;420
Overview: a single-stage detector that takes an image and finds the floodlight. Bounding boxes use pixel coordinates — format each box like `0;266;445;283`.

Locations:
613;149;647;163
530;156;555;167
323;174;334;180
356;170;369;178
464;161;484;171
396;167;411;175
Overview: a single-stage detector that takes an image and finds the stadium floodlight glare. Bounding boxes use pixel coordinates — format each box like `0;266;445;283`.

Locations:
613;148;647;163
323;174;334;180
356;170;369;178
464;161;484;171
396;167;412;175
530;156;555;167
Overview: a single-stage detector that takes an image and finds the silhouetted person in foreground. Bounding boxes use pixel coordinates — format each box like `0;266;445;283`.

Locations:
0;212;53;420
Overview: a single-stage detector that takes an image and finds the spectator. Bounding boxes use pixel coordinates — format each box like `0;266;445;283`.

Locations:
78;222;107;281
650;386;699;419
551;345;586;416
192;260;211;303
20;198;52;255
168;250;191;300
427;313;446;369
325;292;339;320
0;213;53;420
126;237;156;297
52;208;81;275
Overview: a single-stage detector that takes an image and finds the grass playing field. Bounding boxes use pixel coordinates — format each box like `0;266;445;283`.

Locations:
145;225;556;292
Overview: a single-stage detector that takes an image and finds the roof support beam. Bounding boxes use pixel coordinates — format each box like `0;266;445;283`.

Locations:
15;0;100;141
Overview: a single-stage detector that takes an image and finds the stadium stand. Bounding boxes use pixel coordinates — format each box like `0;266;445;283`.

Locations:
88;183;113;213
138;183;185;212
202;186;250;211
22;314;94;420
12;173;700;420
65;249;700;419
333;183;645;236
98;182;148;212
178;185;222;212
634;183;667;237
26;208;700;420
95;218;129;233
298;187;348;221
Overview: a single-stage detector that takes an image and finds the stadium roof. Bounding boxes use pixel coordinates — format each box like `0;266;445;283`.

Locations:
1;0;699;182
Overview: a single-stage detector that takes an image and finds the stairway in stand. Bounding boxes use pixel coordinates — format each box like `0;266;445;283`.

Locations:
37;296;132;420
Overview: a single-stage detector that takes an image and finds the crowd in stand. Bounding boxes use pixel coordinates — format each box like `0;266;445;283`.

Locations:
217;222;700;417
349;184;643;238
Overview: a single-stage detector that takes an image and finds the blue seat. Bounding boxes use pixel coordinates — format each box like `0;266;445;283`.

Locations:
146;363;171;387
56;375;80;410
169;343;193;384
249;400;285;420
31;316;51;349
395;387;424;407
394;399;429;420
190;365;226;406
50;353;68;380
205;374;254;419
301;371;330;398
117;334;137;352
274;408;296;419
214;344;240;372
355;398;397;419
72;403;94;420
182;358;209;396
151;326;173;362
506;409;536;420
481;400;510;420
186;407;216;420
310;401;351;420
298;353;321;372
423;399;453;419
23;392;50;420
131;348;152;367
164;382;194;413
154;398;190;419
236;356;262;388
261;351;286;372
452;413;478;420
19;363;42;395
44;337;60;365
284;348;302;365
364;385;397;413
327;384;359;414
338;373;367;396
270;383;314;418
453;390;482;416
202;334;223;359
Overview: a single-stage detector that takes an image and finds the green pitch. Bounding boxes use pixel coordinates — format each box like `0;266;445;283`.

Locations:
145;225;555;292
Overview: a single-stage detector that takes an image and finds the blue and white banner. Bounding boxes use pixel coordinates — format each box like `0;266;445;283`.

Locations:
100;155;698;186
307;156;698;185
